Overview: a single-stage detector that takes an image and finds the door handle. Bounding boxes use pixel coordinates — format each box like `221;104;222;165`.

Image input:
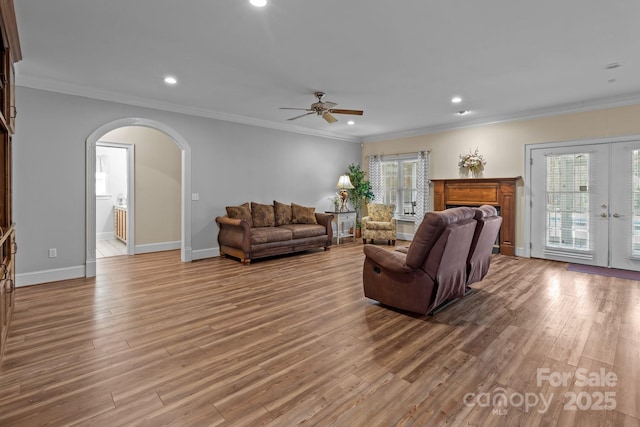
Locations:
612;213;620;218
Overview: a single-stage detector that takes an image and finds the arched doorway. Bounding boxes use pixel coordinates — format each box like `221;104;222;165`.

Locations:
85;118;192;277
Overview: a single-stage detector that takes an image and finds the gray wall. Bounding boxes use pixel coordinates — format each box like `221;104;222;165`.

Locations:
13;86;361;281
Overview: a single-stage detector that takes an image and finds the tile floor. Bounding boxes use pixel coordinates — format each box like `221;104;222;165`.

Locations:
96;238;127;258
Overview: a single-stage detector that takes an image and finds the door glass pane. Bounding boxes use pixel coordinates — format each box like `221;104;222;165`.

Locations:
545;153;590;251
402;161;417;216
633;150;640;257
381;162;397;205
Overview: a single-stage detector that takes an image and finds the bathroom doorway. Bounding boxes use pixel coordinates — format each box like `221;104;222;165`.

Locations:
85;118;193;278
95;142;134;258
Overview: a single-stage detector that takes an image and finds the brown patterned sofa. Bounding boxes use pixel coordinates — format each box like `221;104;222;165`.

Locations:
215;201;333;265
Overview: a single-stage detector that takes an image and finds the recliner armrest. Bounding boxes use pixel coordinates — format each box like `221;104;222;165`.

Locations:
363;245;415;273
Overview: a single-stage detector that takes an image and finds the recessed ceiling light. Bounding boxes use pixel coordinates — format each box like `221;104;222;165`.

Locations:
451;96;462;103
457;110;470;116
250;0;267;7
347;120;355;125
164;76;177;85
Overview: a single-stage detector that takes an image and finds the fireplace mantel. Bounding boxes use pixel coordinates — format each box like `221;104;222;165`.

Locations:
431;177;521;256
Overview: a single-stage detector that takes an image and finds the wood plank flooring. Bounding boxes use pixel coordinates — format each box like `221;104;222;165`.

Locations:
0;243;639;426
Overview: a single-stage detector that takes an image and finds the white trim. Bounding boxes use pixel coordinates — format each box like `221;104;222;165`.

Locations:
363;91;640;143
17;77;361;143
18;76;640;146
524;133;640;259
135;241;181;254
192;247;220;260
86;118;193;279
16;265;85;287
96;141;135;256
97;232;114;240
397;232;414;241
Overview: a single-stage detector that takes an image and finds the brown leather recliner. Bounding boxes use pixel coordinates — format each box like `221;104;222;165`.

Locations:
362;207;477;314
467;205;503;287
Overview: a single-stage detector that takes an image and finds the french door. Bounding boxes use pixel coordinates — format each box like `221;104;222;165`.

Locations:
530;139;640;271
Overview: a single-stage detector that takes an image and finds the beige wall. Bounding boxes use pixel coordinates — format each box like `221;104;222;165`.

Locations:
101;126;181;246
363;104;640;252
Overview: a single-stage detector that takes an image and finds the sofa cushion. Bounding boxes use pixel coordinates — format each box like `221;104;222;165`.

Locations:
365;221;394;231
251;202;275;227
280;224;326;239
291;203;318;224
274;200;292;226
250;227;293;245
226;202;253;227
368;203;395;222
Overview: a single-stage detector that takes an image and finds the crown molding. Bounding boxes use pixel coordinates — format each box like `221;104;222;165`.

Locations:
362;91;640;143
16;75;363;143
19;74;640;146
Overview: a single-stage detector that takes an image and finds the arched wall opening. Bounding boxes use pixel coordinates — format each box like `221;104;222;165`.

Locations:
85;118;192;277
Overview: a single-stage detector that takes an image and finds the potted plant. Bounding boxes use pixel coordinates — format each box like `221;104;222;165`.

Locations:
346;163;375;237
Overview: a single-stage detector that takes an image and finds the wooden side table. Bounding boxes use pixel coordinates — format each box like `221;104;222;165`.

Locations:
325;211;356;245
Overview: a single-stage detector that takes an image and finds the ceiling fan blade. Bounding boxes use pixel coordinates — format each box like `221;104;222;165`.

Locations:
287;112;315;121
322;112;337;123
321;101;337;109
328;109;363;116
280;107;312;111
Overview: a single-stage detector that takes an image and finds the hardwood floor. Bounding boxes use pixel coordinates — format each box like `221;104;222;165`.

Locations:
0;244;639;426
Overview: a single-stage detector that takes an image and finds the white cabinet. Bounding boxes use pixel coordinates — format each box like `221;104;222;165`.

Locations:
326;211;356;245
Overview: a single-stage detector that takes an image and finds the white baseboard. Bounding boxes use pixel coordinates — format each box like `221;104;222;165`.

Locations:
96;232;114;240
191;247;220;260
396;232;414;241
515;246;526;257
16;265;85;287
135;241;181;254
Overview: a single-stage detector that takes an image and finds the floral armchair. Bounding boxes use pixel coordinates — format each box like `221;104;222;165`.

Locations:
362;203;396;245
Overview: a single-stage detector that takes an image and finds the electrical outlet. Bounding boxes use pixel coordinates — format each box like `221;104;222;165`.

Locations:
49;248;57;258
191;193;200;201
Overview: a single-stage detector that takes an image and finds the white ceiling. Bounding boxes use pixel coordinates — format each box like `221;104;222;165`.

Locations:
13;0;640;142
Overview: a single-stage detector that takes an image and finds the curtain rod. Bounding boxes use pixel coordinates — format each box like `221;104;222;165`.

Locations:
365;149;430;158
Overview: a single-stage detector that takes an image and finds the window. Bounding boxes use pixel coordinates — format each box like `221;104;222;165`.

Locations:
633;149;640;257
544;153;590;251
95;172;108;196
381;158;418;219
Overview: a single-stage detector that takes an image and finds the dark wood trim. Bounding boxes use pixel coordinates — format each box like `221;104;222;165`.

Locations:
0;0;21;61
431;177;520;256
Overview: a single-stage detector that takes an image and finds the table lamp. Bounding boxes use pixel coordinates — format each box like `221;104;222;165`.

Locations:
336;175;354;212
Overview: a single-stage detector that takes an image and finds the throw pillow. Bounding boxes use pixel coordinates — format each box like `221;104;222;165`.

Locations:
291;203;318;224
368;203;394;222
226;202;253;227
251;202;275;227
274;200;292;226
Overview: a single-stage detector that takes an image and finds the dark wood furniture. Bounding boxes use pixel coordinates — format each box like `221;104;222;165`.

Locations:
0;0;20;362
431;177;520;256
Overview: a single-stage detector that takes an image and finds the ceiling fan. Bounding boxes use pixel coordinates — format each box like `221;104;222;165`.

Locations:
280;92;364;123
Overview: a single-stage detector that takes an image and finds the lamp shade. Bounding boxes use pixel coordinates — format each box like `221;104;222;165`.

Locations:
336;175;354;189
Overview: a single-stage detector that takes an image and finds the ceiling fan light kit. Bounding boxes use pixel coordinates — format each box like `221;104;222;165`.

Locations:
281;92;364;123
